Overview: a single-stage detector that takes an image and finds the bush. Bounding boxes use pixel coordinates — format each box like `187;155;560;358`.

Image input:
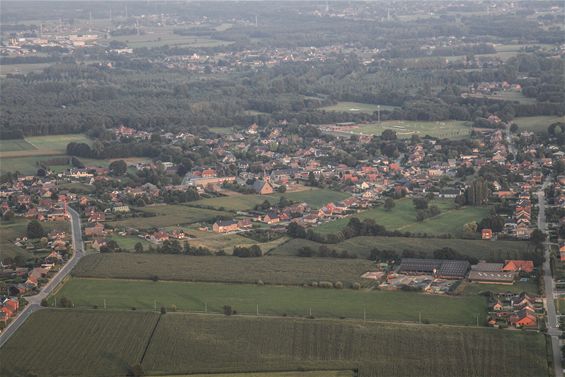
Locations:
40;298;48;307
223;305;233;316
319;281;333;289
311;281;318;288
160;306;167;314
334;281;344;289
169;304;177;312
352;282;361;290
256;279;264;286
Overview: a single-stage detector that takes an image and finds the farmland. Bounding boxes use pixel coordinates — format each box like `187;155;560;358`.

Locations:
192;189;349;211
315;199;490;237
53;278;486;325
110;25;232;48
72;253;374;286
513;115;565;133
322;120;471;139
320;101;398;114
0;218;70;260
273;235;535;261
0;309;549;377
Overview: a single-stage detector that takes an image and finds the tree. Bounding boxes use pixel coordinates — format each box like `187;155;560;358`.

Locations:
134;242;144;253
27;220;44;239
463;222;478;233
277;185;287;193
287;222;307;238
531;229;546;245
384;198;395;211
381;129;397;141
223;305;233;316
465;178;489;206
109;160;127;176
2;210;14;221
413;197;428;210
510;123;519;133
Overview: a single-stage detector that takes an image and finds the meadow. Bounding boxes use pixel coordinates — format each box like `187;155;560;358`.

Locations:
72;253;374;286
0;218;70;260
315;198;489;237
273;235;535;261
53;278;486;325
513;115;565;133
111;25;231;48
320;101;398;114
0;309;549;377
192;189;349;211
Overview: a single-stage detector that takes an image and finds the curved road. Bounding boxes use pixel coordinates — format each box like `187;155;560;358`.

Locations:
0;206;84;348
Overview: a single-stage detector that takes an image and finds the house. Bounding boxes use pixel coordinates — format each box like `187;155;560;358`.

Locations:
252;180;274;195
263;212;280;225
237;219;252;229
502;260;534;274
150;231;169;244
509;309;537;328
84;223;105;237
481;229;493;240
113;205;130;213
212;220;239;233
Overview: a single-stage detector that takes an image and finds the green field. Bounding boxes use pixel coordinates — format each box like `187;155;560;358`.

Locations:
461;280;539;296
72;253;374;286
53;278;486;325
273;235;536;261
0;139;36;152
0;155;68;175
0;219;70;260
320;101;398;114
110;204;233;228
173;372;351;377
25;134;91;152
327;120;471;139
193;189;349;211
466;91;537;104
0;309;549;377
513;115;565;133
315;199;489;237
0;62;52;77
111;26;231;48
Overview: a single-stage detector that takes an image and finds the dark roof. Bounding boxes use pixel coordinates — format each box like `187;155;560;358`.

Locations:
471;262;504;272
398;258;470;278
468;271;516;283
215;220;237;227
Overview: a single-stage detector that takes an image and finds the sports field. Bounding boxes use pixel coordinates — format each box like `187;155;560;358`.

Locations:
0;309;549;377
53;278;486;325
72;253;374;286
273;235;535;261
320;101;398;113
315;198;489;237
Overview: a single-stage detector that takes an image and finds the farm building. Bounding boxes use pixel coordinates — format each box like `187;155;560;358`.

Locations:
502;260;534;273
252;180;274;195
468;271;516;284
212;220;239;233
397;258;470;279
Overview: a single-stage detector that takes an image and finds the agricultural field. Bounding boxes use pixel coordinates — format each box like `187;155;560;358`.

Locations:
0;155;67;175
315;199;489;237
0;62;52;77
0;139;35;152
320;101;398;114
53;277;486;325
192;189;349;211
110;25;231;48
460;280;539;296
176;372;352;377
273;235;536;261
0;310;548;377
72;253;374;286
465;91;537;104
324;120;471;139
110;204;233;228
0;309;158;377
513;115;565;133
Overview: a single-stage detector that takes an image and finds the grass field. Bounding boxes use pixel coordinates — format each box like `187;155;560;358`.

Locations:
192;189;349;211
325;120;471;139
0;309;548;376
110;204;233;228
315;199;489;237
172;372;352;377
72;253;374;286
53;278;486;325
320;101;398;113
513;115;565;133
461;280;539;296
0;139;36;152
466;91;537;104
0;219;70;260
0;62;52;77
111;26;231;48
273;236;536;261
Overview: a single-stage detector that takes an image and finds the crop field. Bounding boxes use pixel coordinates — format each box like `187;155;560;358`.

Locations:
176;372;352;377
0;155;68;175
460;280;539;296
0;139;35;152
72;253;374;285
466;91;537;104
111;26;231;48
192;189;350;211
110;204;233;228
315;199;489;237
273;236;535;261
324;120;471;139
513;115;565;133
53;278;486;325
0;310;548;377
320;101;398;113
0;62;52;77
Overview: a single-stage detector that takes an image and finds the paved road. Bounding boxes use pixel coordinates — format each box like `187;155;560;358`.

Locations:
538;182;563;377
0;206;84;348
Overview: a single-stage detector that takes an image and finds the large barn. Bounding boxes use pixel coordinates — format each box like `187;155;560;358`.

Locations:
397;258;470;280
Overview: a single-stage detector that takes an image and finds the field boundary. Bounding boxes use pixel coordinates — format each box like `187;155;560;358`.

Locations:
140;314;162;364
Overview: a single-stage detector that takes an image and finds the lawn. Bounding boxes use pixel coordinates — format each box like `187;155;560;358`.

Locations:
192;189;349;211
72;253;374;286
325;120;471;139
315;198;490;237
0;155;68;175
460;280;539;296
273;236;536;261
320;101;398;114
0;310;548;377
53;278;486;325
110;204;233;228
0;219;70;260
25;134;91;153
0;139;36;152
513;115;565;133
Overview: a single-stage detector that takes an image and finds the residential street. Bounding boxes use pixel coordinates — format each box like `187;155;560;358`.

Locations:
0;206;84;348
538;182;563;377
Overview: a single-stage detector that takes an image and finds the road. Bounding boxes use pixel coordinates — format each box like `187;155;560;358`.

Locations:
538;181;563;377
0;206;84;348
